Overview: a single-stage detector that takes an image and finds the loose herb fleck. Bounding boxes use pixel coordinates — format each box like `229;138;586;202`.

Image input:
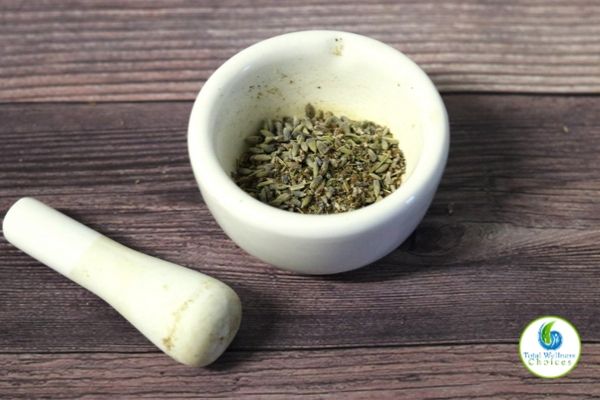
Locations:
232;104;406;214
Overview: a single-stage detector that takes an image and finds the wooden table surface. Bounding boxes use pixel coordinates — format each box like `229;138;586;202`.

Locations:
1;1;600;398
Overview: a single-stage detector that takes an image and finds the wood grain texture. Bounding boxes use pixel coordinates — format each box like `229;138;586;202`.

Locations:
1;95;599;353
2;0;600;102
1;344;599;399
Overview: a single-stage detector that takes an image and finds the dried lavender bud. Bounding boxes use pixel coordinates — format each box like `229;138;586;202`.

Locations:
232;104;406;214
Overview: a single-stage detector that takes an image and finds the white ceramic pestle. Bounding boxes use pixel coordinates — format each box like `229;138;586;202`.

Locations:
2;197;242;367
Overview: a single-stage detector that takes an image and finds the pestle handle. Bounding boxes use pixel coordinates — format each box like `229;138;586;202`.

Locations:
3;197;101;277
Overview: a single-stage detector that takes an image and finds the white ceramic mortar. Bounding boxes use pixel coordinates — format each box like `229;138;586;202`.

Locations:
188;30;449;274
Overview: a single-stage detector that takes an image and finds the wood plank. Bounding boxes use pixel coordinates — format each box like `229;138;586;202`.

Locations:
2;1;600;101
1;95;600;352
1;344;599;399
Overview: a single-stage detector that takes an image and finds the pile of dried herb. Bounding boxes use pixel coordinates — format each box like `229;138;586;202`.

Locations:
232;104;406;214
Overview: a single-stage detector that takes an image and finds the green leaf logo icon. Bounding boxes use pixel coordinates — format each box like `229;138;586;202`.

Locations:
538;320;562;350
541;321;554;345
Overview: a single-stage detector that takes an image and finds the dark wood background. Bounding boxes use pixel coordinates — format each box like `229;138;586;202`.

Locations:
1;1;600;398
